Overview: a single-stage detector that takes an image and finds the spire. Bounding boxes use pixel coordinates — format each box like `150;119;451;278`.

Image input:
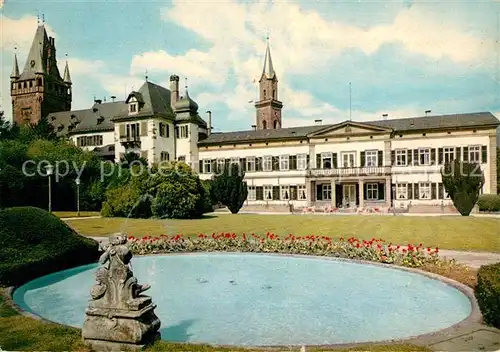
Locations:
21;25;48;78
11;51;20;79
63;55;72;84
261;37;276;80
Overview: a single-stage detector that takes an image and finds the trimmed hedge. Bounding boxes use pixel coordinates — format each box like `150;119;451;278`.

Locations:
0;207;99;286
477;194;500;212
475;262;500;328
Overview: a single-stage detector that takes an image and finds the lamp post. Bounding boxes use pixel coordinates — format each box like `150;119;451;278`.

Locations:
46;164;54;213
75;178;81;217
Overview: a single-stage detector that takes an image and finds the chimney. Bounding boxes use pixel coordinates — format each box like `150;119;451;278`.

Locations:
206;111;212;136
169;74;179;107
314;119;322;126
251;124;257;131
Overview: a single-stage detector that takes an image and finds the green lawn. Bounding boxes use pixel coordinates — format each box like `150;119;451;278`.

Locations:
52;211;100;218
65;214;500;252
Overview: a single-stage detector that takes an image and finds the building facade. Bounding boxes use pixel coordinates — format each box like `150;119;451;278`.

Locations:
12;25;500;211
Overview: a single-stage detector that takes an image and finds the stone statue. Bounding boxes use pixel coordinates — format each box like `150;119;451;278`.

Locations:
82;234;161;351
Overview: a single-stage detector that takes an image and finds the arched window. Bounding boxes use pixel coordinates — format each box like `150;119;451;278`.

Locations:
37;78;42;86
262;120;267;129
273;120;278;129
273;90;275;98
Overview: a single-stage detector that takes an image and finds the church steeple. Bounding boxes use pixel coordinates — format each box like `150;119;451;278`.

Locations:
261;38;276;80
63;60;72;84
10;22;72;125
255;38;283;130
10;53;20;79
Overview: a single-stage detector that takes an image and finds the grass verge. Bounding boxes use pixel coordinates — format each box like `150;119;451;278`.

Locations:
65;214;500;252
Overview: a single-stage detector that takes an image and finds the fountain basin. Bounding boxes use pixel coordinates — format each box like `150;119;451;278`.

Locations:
13;253;475;346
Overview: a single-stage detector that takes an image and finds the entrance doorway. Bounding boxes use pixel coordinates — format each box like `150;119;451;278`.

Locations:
342;184;356;208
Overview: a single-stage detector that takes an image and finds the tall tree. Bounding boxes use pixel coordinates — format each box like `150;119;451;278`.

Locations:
211;163;248;214
24;116;58;141
0;110;19;141
441;159;485;216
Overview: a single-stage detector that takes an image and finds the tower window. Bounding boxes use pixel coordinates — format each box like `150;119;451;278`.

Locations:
273;120;278;129
29;80;33;88
37;78;42;86
273;90;275;98
23;82;27;89
263;89;266;99
262;120;267;129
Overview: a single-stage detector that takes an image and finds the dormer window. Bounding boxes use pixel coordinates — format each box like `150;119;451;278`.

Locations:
128;96;139;114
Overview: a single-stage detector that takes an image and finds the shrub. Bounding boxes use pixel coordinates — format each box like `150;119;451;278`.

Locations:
211;163;248;214
150;163;206;219
441;160;485;216
0;207;99;286
477;194;500;212
475;262;500;328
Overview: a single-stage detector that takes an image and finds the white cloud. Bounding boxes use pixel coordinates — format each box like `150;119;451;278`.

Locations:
124;0;494;128
0;15;56;56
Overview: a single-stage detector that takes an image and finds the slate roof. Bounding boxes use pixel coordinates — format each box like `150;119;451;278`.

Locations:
198;112;500;146
113;81;174;120
48;101;127;136
19;25;62;81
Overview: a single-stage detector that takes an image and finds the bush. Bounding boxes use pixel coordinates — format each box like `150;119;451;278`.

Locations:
475;262;500;328
211;164;248;214
150;163;206;219
441;160;485;216
0;207;99;286
477;194;500;212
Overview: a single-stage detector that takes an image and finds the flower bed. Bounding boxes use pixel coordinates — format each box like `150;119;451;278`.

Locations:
127;233;441;268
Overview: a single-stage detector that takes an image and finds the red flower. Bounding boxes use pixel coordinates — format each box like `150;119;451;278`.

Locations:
356;243;360;248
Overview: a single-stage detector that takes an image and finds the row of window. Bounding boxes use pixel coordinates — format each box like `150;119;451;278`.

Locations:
200;155;311;173
76;135;103;147
245;183;456;202
395;182;451;200
247;185;307;201
12;80;69;95
392;146;487;166
199;145;489;173
120;123;189;139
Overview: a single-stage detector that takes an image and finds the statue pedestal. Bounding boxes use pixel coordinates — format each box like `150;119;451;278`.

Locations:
82;235;161;351
82;299;161;351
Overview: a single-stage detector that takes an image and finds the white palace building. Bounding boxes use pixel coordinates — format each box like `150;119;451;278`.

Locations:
12;25;499;212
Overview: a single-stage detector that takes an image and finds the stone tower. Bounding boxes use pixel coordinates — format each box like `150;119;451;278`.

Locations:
255;39;283;130
10;24;72;125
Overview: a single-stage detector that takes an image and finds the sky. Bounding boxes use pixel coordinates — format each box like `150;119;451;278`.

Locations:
1;0;499;133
